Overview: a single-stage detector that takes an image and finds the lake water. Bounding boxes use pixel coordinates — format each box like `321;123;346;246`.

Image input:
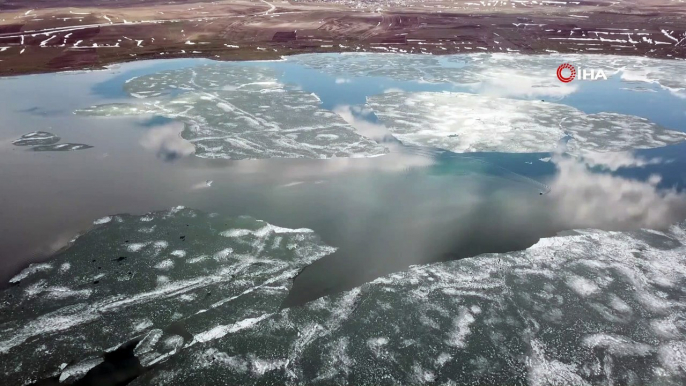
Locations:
1;53;686;385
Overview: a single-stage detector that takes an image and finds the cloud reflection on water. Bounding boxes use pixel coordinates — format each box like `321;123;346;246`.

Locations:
468;70;579;99
139;122;195;161
578;150;666;171
548;154;686;230
287;150;686;304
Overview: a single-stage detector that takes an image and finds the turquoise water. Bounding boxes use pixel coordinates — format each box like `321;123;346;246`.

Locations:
91;56;686;192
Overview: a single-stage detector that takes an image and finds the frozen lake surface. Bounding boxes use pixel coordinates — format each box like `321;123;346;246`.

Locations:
1;53;686;385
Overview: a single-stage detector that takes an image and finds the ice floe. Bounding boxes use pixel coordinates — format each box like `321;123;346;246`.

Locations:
367;91;686;154
9;263;53;284
11;131;60;146
122;218;686;385
93;216;112;225
11;131;92;152
3;214;686;384
75;65;387;160
0;207;335;385
31;143;93;151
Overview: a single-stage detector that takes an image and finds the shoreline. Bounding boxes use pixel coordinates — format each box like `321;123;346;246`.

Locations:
2;44;685;78
1;1;685;77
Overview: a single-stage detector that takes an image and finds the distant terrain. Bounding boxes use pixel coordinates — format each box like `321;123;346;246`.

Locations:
0;0;685;75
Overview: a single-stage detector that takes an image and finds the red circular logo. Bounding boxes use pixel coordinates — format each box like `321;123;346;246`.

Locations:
557;63;576;83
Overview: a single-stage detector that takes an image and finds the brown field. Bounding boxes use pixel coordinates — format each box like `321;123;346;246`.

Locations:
0;0;685;75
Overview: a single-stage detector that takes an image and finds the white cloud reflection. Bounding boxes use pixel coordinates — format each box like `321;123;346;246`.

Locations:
468;70;579;99
139;122;195;161
579;151;665;171
548;154;686;230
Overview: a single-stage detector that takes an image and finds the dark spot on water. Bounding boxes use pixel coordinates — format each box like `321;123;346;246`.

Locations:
73;340;145;386
93;280;99;285
98;267;101;270
29;340;147;386
113;256;127;262
124;240;129;243
180;235;185;240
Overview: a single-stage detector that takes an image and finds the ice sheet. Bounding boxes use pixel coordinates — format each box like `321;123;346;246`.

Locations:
0;208;335;385
133;220;686;385
3;208;686;385
76;65;387;160
367;92;686;154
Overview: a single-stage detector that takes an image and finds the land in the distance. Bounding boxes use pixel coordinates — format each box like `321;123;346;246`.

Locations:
0;0;685;76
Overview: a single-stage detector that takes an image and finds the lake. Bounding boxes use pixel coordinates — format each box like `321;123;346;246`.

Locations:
1;53;686;385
